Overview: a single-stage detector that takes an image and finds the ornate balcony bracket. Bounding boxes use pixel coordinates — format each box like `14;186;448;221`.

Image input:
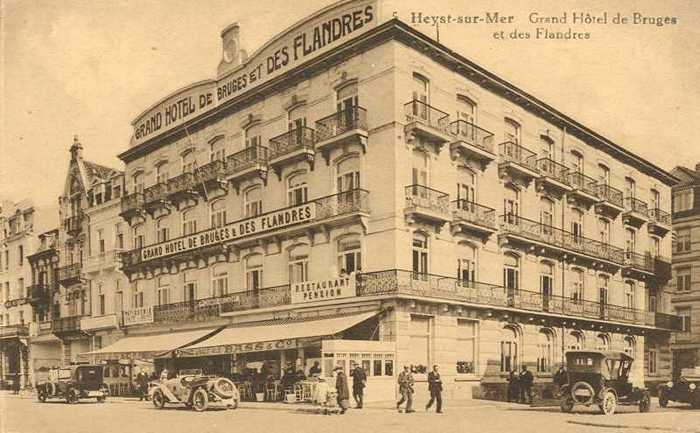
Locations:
230;170;268;195
498;167;533;189
535;178;568;199
321;136;367;166
271;153;314;182
594;202;623;220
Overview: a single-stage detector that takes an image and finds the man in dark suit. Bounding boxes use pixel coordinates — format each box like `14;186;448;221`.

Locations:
426;364;443;413
519;364;534;404
351;365;367;408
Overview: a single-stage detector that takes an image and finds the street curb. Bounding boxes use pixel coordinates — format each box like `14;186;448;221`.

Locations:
567;420;700;433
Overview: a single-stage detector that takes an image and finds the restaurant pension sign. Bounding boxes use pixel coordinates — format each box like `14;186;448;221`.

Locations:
140;203;315;263
291;274;357;304
177;339;296;357
132;0;377;146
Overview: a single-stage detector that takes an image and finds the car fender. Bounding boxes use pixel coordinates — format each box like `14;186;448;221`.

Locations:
156;384;179;403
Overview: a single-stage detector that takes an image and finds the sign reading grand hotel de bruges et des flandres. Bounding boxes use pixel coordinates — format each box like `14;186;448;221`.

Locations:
132;0;378;146
140;203;315;263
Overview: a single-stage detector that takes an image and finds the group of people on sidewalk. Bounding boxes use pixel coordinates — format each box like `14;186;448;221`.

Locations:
396;364;443;414
506;365;535;404
331;364;367;414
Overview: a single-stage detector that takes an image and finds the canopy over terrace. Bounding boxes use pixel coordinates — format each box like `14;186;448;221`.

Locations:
83;327;224;361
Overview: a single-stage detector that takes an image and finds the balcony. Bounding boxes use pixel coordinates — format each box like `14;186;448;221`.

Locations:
143;182;170;217
647;208;671;237
623;251;654;276
404;185;451;227
268;127;316;178
167;172;199;210
29;284;51;307
315;106;368;163
535;158;571;194
450;199;497;236
403;100;452;145
225;145;269;191
84;250;122;273
499;214;625;267
498;142;539;183
51;316;83;336
622;197;649;227
120;192;145;225
63;213;84;237
56;263;82;286
567;172;599;205
653;255;672;283
193;159;228;200
357;270;679;331
594;184;624;218
448;120;495;166
654;312;683;332
0;324;29;340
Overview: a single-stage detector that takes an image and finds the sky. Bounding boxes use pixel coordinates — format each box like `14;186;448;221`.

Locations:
1;0;699;207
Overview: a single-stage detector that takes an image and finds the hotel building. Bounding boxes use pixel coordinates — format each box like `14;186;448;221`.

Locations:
89;0;680;401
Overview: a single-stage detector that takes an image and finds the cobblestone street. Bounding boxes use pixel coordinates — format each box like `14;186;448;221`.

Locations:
2;394;700;433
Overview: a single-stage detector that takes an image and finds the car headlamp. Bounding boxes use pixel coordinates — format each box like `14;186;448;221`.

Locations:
690;383;697;390
666;381;674;388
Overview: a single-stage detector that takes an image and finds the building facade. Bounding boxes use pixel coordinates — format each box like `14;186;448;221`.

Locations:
89;0;680;401
669;163;700;376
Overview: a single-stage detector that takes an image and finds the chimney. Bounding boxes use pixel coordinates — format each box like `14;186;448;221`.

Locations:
695;162;700;174
70;135;83;161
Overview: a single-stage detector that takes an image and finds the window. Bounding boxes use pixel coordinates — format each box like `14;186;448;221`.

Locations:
651;236;660;257
623;336;635;357
456;167;476;204
674;189;693;213
567;331;583;351
457;243;476;284
598;218;611;245
456;320;477;374
132;172;144;194
411;149;428;188
210;200;227;228
598;164;610;186
598;274;610;315
115;223;124;250
537;330;553;374
648;343;657;374
500;326;519;373
570;151;584;174
411;73;430;110
113;183;121;199
571;268;584;303
211;264;228;297
625;177;636;200
648;290;658;312
540;197;555;234
408;315;431;373
504;186;519;222
97;229;105;254
132;282;143;308
287;172;308;206
97;284;105;315
504;118;521;145
650;189;660;210
18;245;23;266
571;209;583;244
288;245;309;284
540;136;555;160
152;218;168;243
244;186;263;217
596;334;610;351
182;210;197;236
182;150;197;174
132;225;144;249
18;311;24;326
624;281;635;309
540;262;554;310
503;254;519;305
245;254;263;292
156;277;170;305
625;228;636;256
677;229;691;253
337;157;360;193
412;233;429;275
337;235;361;274
18;278;25;298
210;137;226;162
336;82;358;118
245;124;261;148
677;268;692;292
456;95;477;125
155;162;169;184
677;307;692;332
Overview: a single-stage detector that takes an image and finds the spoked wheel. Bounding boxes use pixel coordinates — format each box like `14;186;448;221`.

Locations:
66;389;79;404
658;390;668;408
560;397;574;413
37;389;47;403
639;393;651;413
152;390;166;409
192;389;208;412
599;391;617;415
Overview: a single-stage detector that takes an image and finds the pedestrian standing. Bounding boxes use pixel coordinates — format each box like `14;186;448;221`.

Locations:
136;369;149;401
396;365;415;413
519;365;534;404
334;367;350;414
425;364;443;413
351;364;367;408
507;370;519;402
553;365;567;398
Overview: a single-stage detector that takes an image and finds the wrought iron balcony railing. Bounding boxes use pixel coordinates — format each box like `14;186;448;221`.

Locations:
225;145;269;176
624;251;654;273
648;208;671;225
405;185;450;216
167;172;198;195
194;159;226;183
51;316;82;333
498;141;538;172
451;199;496;229
596;184;624;208
536;158;570;185
268;127;315;160
499;214;626;264
654;312;683;331
404;100;450;134
143;182;169;205
568;172;598;198
449;120;495;153
219;285;291;314
315;106;368;142
57;263;82;283
121;192;144;215
624;197;649;215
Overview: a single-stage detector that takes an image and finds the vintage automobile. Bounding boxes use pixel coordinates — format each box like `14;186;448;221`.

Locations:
658;367;700;408
559;350;651;415
149;369;239;412
36;364;109;404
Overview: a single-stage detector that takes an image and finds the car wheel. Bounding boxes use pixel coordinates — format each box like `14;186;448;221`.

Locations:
658;389;668;408
560;397;574;413
38;389;47;403
228;399;239;410
192;389;208;412
691;391;700;409
213;378;236;399
66;389;79;404
152;390;166;409
97;385;108;403
639;392;651;413
599;391;617;415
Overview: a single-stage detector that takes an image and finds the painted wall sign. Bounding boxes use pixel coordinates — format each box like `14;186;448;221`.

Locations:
122;307;154;326
291;274;357;304
131;0;377;146
139;203;315;263
177;339;297;357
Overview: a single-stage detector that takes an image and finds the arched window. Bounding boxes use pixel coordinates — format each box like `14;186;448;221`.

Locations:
598;163;610;186
540;262;554;310
625;177;636;201
504;118;521;145
211;263;228;297
132;172;144;194
412;72;430;104
412;233;428;275
625;281;635;309
288;104;307;132
596;334;610;351
570;151;584;174
337;235;361;275
288;244;309;284
132;224;144;249
457;243;477;284
287;172;308;206
157;276;170;306
337;82;358;114
540;197;555;231
650;188;661;210
182;149;197;174
245;123;261;148
598;217;611;245
537;329;554;373
210;136;226;162
503;254;519;305
456;166;476;204
504;186;519;223
210;200;227;228
337;156;360;193
244;185;263;217
155;217;169;243
155;161;169;184
182;209;197;236
624;336;635;357
456;95;477;128
571;268;584;303
625;228;636;259
500;326;519;372
245;254;263;292
567;331;583;351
